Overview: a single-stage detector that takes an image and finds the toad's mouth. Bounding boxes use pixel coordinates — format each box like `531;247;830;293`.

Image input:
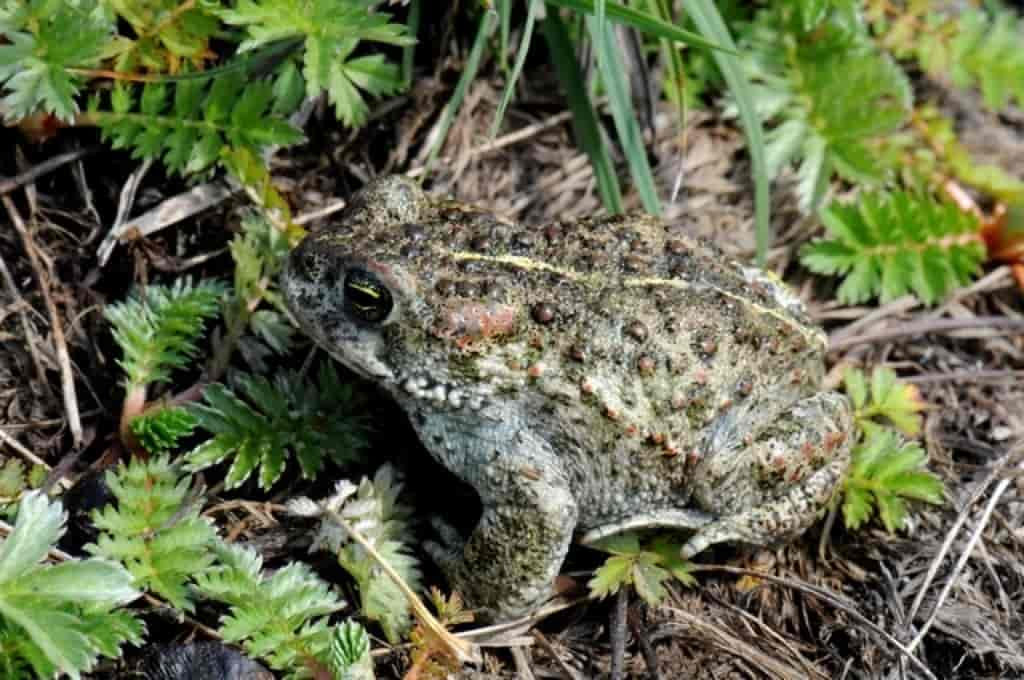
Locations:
321;341;395;382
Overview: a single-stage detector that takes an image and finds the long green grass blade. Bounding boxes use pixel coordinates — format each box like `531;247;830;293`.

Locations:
491;0;542;138
542;12;623;213
588;17;661;215
684;0;771;264
545;0;734;54
498;0;511;72
402;0;421;88
421;9;498;179
650;0;688;111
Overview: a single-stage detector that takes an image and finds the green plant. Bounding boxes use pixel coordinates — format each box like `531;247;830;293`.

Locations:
1;0;410;178
0;492;143;679
0;0;109;121
588;533;695;606
842;429;944;532
128;406;198;454
326;620;374;680
105;278;224;454
193;540;352;679
301;465;421;643
739;7;912;212
92;74;304;176
106;279;225;396
840;366;943;533
0;460;46;499
185;363;369;489
800;191;987;305
212;212;297;379
879;3;1024;114
87;456;218;612
844;366;925;437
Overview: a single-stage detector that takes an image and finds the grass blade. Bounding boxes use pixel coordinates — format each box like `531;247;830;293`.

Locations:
421;9;498;179
402;0;421;89
588;16;661;215
491;0;542;138
542;11;623;213
498;0;512;72
683;0;771;264
545;0;734;54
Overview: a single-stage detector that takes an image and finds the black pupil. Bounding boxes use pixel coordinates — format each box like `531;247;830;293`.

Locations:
343;270;392;323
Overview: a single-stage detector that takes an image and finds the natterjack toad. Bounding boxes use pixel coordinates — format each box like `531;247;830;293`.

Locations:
282;176;853;620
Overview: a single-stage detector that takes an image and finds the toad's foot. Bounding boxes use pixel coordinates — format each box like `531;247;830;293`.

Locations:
683;392;853;559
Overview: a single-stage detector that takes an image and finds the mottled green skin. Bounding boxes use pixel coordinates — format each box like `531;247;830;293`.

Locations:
282;176;853;620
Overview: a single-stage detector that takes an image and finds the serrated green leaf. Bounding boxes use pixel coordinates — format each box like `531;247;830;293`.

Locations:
841;486;872;530
0;493;142;679
801;192;985;306
842;368;868;411
632;554;670;606
588;555;633;599
0;492;64;583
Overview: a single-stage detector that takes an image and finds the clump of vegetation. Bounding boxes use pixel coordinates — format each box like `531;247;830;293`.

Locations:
185;364;369;489
0;493;143;679
87;456;219;612
840;367;945;532
301;465;422;642
800;191;986;305
588;534;695;606
193;540;361;680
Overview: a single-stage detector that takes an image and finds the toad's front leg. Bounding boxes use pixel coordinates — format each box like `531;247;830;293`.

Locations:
422;426;577;621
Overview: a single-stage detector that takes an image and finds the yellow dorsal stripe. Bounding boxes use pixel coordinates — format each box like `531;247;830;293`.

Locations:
446;250;824;348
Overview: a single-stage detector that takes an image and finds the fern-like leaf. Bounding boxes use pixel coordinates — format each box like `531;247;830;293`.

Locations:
105;278;225;391
87;456;218;612
843;366;926;438
194;541;348;679
301;464;420;643
91;73;303;176
186;363;369;489
102;0;221;72
0;493;143;679
129;406;198;454
739;10;911;212
800;191;986;305
900;7;1024;113
325;620;374;680
0;1;110;121
842;429;944;533
216;0;411;126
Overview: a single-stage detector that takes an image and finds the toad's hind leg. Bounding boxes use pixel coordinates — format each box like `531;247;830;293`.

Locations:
681;392;853;559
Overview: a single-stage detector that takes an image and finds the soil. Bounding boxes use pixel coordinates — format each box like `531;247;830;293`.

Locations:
2;17;1024;680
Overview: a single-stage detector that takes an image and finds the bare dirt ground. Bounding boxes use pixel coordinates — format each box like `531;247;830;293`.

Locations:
2;38;1024;680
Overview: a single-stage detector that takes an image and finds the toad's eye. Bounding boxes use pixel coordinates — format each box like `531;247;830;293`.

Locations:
343;269;393;323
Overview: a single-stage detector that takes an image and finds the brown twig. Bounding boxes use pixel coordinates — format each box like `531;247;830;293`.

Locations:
609;586;629;680
0;428;51;471
829;316;1024;352
904;369;1024;385
0;248;50;394
0;146;103;196
3;195;83;447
